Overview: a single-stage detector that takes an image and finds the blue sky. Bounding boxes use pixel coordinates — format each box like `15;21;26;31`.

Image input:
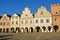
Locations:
0;0;60;16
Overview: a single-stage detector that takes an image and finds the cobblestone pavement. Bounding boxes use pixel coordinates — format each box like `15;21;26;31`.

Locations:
0;32;60;40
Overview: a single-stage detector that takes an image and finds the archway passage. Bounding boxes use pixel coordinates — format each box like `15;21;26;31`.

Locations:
6;28;9;33
25;27;28;32
11;27;14;33
16;27;20;33
48;26;51;32
36;26;40;32
0;28;2;33
53;25;58;32
30;27;33;32
42;26;46;32
3;28;5;33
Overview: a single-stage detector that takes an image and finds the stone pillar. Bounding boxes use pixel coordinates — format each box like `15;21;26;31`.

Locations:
21;29;23;33
29;29;31;32
14;28;16;33
42;28;44;32
50;27;53;32
2;28;3;33
9;28;10;33
34;29;36;32
46;27;48;32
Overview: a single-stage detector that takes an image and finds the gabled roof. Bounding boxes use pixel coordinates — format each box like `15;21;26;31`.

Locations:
17;14;21;17
7;15;11;18
33;14;34;18
0;16;2;19
12;12;21;17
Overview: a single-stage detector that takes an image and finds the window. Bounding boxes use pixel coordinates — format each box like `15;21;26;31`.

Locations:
46;19;49;23
4;17;6;18
12;17;14;19
16;21;18;24
56;12;58;14
25;21;28;24
0;22;2;25
26;14;28;16
55;18;58;22
35;20;38;23
21;21;23;24
40;19;43;23
16;16;18;19
3;22;5;25
12;21;14;24
41;11;43;15
30;20;32;23
1;22;2;25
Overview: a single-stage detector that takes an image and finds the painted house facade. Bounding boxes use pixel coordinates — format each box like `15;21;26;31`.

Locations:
10;13;20;33
51;4;60;32
34;6;52;32
0;4;60;33
0;13;11;33
20;7;34;33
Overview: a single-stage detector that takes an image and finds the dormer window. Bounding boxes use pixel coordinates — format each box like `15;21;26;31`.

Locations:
41;11;43;15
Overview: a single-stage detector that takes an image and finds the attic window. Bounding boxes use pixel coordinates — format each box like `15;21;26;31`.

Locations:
41;11;43;15
16;16;18;19
26;14;28;16
4;17;6;18
56;12;58;14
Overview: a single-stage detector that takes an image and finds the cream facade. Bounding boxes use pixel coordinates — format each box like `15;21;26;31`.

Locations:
0;13;11;33
34;6;52;32
20;7;34;33
11;13;20;33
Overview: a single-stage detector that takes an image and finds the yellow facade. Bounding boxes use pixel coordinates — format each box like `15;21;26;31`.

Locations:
34;6;51;18
34;6;52;32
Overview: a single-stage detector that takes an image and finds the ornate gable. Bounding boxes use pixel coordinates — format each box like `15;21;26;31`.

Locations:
34;6;51;18
21;7;33;18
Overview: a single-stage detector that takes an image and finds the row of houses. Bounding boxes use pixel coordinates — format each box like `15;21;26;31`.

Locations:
0;4;60;33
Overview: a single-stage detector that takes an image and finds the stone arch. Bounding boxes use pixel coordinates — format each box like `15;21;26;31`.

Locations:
6;28;9;33
35;26;40;32
29;27;33;32
42;26;46;32
3;28;5;33
25;27;28;32
48;26;52;32
53;25;59;32
0;28;2;33
16;27;20;33
11;27;14;33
